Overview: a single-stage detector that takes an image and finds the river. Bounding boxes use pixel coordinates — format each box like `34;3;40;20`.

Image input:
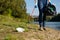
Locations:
33;22;60;30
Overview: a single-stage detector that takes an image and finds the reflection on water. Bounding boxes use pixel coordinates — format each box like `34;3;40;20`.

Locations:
33;22;60;30
45;22;60;30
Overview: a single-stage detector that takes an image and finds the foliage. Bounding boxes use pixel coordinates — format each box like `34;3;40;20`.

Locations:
0;0;28;19
46;16;53;21
50;14;60;22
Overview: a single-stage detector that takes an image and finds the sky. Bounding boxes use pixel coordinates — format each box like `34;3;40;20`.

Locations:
25;0;60;16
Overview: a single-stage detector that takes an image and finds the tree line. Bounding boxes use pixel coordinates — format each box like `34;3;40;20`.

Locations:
0;0;30;19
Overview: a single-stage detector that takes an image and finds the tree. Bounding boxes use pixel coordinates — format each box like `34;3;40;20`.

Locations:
50;14;60;22
0;0;27;19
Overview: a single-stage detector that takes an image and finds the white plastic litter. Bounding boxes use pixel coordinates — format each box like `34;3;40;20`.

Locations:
16;27;25;32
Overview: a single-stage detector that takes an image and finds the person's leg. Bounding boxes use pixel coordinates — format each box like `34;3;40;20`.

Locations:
42;1;47;30
38;2;43;30
38;0;47;30
39;10;43;30
43;11;46;30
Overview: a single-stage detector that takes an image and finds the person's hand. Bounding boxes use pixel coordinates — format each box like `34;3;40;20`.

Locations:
34;0;37;8
34;5;37;8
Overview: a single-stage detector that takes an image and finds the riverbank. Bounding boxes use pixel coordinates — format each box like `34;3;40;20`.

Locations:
0;24;60;40
0;15;60;40
33;22;60;30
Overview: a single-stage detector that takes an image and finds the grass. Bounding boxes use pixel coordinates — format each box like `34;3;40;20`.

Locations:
0;15;39;40
0;15;30;40
0;15;60;40
0;15;29;31
4;34;25;40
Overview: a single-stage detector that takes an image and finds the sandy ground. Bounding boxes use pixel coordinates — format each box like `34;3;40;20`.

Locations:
0;24;60;40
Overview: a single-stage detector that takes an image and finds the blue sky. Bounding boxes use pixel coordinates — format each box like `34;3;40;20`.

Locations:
25;0;60;16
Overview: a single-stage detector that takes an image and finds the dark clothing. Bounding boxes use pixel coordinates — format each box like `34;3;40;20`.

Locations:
37;0;48;27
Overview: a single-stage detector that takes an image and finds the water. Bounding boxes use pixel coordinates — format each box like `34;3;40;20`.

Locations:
33;22;60;30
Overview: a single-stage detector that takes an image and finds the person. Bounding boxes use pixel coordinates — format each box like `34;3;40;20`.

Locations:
34;0;50;30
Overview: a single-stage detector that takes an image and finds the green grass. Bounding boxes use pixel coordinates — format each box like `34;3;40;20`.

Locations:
0;15;40;40
0;15;29;30
1;15;60;40
4;34;25;40
0;15;31;39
